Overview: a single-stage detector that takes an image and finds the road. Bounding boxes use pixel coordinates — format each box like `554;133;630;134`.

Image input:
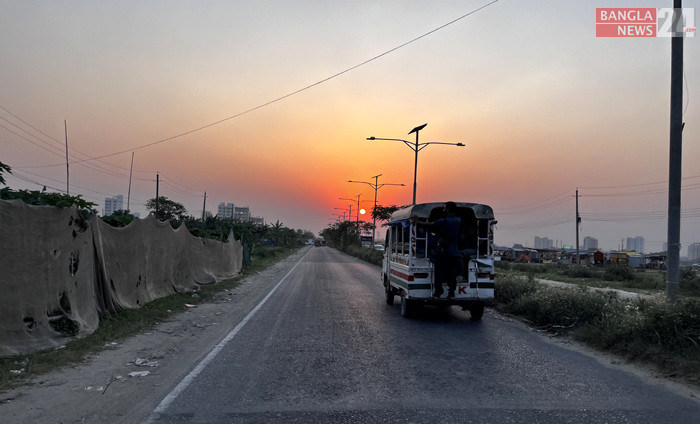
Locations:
145;247;699;423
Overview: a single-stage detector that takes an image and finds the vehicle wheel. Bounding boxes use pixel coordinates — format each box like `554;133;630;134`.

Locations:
469;303;485;321
400;292;412;318
385;283;394;305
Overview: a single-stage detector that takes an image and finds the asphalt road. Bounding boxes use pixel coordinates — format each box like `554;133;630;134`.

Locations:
146;247;699;424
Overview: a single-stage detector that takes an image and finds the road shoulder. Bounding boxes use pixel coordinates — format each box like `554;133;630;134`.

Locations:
0;247;310;424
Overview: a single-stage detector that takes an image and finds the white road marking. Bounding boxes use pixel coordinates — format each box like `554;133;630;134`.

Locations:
142;249;310;423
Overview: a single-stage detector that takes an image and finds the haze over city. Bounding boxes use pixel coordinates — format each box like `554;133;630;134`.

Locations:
1;0;698;252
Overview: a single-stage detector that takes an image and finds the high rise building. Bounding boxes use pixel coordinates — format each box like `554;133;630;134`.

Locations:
534;236;554;249
689;242;700;262
583;236;598;250
626;236;645;253
104;195;124;216
217;202;234;218
234;206;250;222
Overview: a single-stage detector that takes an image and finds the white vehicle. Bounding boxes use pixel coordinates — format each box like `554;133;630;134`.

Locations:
381;202;497;320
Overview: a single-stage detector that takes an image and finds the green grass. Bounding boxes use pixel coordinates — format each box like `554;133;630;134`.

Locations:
0;245;299;393
495;274;700;385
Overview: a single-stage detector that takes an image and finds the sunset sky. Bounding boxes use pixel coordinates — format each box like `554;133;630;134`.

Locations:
1;0;698;253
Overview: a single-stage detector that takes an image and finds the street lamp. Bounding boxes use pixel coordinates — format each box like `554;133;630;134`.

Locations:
367;123;465;205
339;194;371;225
348;174;405;245
334;207;348;221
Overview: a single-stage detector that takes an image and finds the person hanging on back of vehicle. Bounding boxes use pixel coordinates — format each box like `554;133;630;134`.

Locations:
425;201;461;298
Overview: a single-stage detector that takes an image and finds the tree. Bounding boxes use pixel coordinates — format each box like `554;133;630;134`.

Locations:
101;210;136;228
0;161;10;186
320;220;361;250
372;205;407;226
145;196;188;222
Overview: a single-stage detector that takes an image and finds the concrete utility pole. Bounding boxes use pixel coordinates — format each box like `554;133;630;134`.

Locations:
202;191;207;220
64;120;69;195
127;152;134;212
155;172;160;218
666;0;684;302
575;189;581;265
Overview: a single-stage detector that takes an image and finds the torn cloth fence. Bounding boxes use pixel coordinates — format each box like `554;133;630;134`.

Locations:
0;199;242;357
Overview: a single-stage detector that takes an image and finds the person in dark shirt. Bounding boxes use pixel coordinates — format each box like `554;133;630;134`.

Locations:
427;202;461;298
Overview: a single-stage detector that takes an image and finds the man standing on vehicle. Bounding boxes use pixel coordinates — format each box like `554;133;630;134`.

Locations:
428;201;461;298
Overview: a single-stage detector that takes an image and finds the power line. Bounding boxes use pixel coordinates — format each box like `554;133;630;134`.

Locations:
497;215;571;230
160;180;202;197
497;196;572;215
9;1;500;167
584;183;700;197
0;114;152;180
578;173;700;190
1;105;154;174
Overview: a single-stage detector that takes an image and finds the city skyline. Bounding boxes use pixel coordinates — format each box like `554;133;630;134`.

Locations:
1;1;699;252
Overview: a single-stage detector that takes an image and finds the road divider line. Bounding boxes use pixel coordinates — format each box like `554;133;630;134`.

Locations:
143;248;310;423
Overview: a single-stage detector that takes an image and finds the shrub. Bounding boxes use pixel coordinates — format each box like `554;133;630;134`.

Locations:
508;285;619;327
494;260;510;270
343;245;384;266
576;297;700;371
562;266;597;279
494;274;539;305
603;265;634;281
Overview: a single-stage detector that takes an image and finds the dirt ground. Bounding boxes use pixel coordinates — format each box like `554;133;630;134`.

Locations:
0;248;309;424
1;247;697;423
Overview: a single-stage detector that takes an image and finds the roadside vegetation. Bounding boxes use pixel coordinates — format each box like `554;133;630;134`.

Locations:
495;261;700;298
494;273;700;386
320;220;383;265
319;205;405;266
0;245;299;393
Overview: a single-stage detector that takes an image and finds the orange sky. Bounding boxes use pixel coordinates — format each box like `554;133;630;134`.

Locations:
1;1;699;253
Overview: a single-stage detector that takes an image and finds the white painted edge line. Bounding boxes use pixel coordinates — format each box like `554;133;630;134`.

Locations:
142;248;310;423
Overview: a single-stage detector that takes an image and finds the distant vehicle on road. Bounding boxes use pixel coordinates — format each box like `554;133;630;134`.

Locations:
314;239;326;247
381;202;497;320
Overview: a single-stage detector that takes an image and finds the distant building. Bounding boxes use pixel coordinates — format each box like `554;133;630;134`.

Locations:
689;242;700;262
663;242;668;252
250;216;264;225
217;202;234;218
534;236;554;250
104;195;124;216
583;236;598;250
626;236;645;253
234;206;250;221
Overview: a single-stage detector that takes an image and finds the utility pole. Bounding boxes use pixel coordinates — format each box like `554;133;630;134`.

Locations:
575;189;581;265
202;191;207;220
348;174;405;246
666;0;684;302
64;120;69;195
411;126;420;205
155;172;160;218
127;152;134;212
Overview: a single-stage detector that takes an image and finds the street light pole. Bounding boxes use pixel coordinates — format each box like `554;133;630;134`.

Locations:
367;123;464;205
339;195;364;226
348;174;405;245
409;124;425;205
